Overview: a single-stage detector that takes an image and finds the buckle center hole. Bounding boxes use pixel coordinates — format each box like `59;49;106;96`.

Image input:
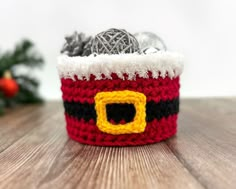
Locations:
106;103;136;125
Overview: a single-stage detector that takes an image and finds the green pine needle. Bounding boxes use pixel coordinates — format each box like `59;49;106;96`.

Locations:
0;39;44;115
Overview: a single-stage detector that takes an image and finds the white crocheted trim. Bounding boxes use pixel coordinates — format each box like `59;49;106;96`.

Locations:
57;52;184;80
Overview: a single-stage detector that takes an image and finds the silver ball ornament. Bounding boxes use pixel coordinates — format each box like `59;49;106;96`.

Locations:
134;32;167;53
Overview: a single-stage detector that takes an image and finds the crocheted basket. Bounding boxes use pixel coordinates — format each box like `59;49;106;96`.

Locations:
57;52;184;146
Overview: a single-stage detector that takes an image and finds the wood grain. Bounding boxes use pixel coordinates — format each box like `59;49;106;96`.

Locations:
0;102;61;153
166;99;236;189
0;99;235;189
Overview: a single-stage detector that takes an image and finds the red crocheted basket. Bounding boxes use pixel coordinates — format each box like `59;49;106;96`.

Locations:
57;52;184;146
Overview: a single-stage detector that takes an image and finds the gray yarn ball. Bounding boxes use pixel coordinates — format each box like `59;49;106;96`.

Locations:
91;28;140;55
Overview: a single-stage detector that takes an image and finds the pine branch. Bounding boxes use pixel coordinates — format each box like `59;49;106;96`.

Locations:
0;93;5;115
14;75;40;88
0;40;44;76
0;39;44;115
14;84;43;103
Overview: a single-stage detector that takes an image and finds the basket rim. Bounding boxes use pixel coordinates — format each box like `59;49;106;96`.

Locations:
57;51;184;81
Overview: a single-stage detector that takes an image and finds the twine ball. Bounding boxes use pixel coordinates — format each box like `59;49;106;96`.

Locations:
91;28;140;55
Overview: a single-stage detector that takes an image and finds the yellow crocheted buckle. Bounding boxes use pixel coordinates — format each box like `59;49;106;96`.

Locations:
94;90;147;135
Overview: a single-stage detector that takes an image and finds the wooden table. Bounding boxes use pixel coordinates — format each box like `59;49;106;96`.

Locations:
0;99;235;189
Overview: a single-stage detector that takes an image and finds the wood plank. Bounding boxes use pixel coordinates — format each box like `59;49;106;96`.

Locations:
0;102;63;152
166;99;236;189
0;99;235;189
0;102;203;189
33;144;203;189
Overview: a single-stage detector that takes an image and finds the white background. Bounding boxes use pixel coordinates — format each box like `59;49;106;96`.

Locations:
0;0;235;100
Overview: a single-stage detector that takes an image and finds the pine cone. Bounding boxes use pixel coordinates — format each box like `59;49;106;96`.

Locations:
82;37;93;56
61;31;92;57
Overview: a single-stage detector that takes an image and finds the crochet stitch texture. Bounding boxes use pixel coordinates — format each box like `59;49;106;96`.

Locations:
58;52;184;146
